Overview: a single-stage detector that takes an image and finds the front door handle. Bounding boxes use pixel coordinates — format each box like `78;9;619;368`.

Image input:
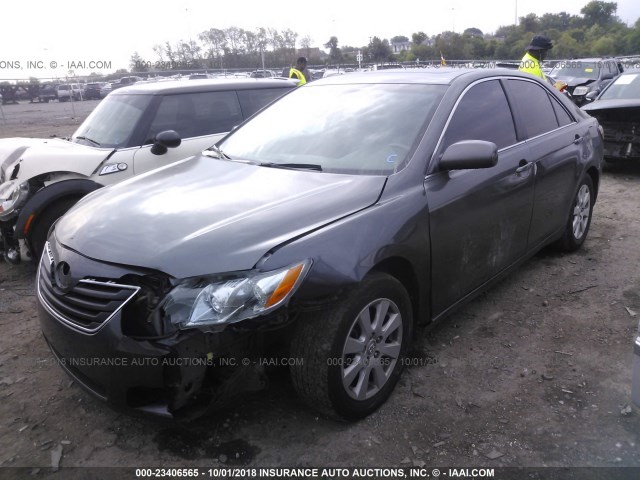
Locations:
515;160;533;174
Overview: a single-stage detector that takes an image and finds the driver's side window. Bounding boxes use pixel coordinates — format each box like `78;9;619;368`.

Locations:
440;80;517;155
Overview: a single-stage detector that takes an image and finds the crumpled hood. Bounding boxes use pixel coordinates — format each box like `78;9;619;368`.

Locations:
582;99;640;112
554;77;594;88
0;137;111;183
56;155;387;278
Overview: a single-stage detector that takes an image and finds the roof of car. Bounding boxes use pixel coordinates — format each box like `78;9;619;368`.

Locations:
309;68;541;86
113;77;298;95
556;58;614;63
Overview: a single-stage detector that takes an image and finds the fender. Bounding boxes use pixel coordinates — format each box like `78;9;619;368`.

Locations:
15;179;103;239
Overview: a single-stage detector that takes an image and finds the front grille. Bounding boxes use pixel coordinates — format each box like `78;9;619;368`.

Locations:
38;246;140;333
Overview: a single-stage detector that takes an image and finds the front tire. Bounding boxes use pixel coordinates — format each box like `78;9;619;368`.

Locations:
290;272;412;420
557;174;594;252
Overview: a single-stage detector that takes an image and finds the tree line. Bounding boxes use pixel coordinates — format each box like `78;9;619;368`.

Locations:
129;1;640;72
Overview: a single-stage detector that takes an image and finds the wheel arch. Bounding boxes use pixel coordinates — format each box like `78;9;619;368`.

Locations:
15;178;103;240
370;256;425;328
586;166;599;201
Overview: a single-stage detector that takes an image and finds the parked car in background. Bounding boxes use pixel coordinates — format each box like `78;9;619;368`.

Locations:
309;69;325;80
56;84;83;101
0;78;297;263
38;84;58;103
371;63;405;71
37;69;602;421
188;73;215;80
322;69;347;78
249;70;277;78
84;82;107;100
99;83;114;98
582;70;640;165
109;76;143;92
550;58;623;106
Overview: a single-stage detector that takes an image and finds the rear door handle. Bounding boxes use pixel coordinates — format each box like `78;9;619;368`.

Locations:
574;135;583;144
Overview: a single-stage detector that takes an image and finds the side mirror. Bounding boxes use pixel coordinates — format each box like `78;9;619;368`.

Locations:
439;140;498;171
584;90;599;103
151;130;182;155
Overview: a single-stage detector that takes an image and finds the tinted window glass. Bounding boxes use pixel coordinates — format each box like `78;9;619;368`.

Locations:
441;80;516;151
146;91;242;142
506;80;559;138
238;88;291;118
550;95;573;127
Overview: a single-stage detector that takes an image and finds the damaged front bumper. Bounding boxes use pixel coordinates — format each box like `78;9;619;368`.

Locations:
585;107;640;162
0;223;31;264
38;298;272;419
601;120;640;160
36;244;290;419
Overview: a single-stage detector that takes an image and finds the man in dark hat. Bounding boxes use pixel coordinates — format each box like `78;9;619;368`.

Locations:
286;57;311;86
518;35;553;80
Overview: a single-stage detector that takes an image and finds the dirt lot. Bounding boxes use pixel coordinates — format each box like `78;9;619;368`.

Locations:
1;100;640;479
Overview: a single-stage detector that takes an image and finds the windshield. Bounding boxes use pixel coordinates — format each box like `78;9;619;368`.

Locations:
599;73;640;100
72;94;152;148
219;83;445;175
551;62;600;80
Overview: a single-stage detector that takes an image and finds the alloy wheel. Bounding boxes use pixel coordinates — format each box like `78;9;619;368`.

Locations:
341;298;403;401
572;184;591;240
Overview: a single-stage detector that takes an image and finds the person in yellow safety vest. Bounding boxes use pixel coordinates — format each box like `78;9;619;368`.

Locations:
518;34;553;80
288;57;309;86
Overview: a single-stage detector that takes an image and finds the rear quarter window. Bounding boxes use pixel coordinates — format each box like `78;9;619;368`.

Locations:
550;96;574;127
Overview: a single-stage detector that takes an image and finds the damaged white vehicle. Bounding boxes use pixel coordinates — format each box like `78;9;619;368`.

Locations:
0;78;296;262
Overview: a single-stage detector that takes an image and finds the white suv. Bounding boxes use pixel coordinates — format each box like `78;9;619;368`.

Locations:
56;83;84;101
0;78;296;262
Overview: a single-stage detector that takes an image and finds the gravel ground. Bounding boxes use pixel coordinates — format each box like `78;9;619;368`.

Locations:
0;100;639;480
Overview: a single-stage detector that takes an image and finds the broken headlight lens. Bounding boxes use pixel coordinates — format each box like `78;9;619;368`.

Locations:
573;86;589;96
0;180;30;220
162;260;311;329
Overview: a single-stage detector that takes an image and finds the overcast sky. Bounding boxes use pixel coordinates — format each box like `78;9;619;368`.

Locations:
1;0;639;80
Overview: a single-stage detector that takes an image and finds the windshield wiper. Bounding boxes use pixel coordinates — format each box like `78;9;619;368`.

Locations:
203;144;231;159
258;162;323;171
74;135;101;147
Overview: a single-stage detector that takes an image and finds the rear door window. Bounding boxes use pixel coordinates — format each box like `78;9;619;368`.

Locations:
504;79;559;139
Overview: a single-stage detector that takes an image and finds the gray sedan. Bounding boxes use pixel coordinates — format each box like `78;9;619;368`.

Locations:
38;68;603;421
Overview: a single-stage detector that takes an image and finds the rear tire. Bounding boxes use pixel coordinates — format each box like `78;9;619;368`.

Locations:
290;272;412;420
27;198;79;259
556;175;594;252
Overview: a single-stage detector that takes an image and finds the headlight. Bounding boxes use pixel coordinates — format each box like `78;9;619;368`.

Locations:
162;260;311;329
573;86;589;96
0;181;30;220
